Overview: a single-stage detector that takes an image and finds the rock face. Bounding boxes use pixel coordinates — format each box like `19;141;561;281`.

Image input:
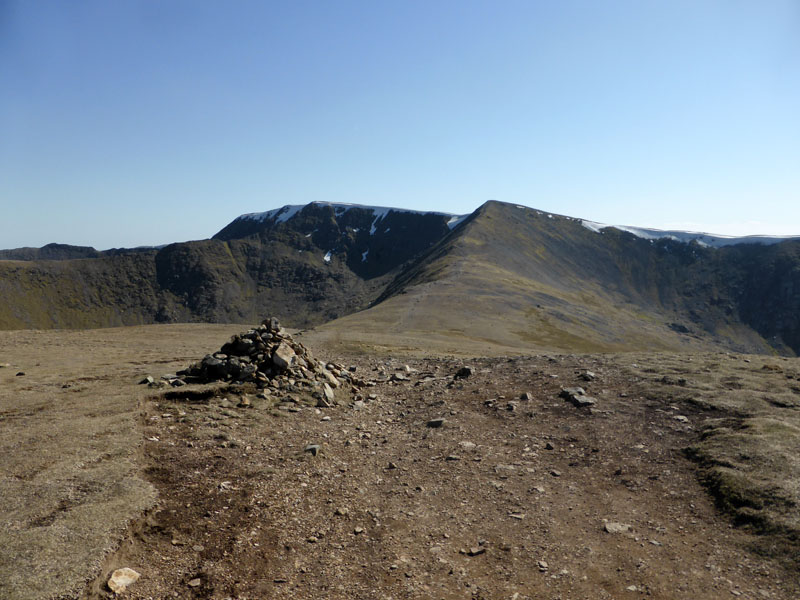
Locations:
178;317;355;405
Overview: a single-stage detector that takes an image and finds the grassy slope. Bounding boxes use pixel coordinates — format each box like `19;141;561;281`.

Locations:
316;201;775;355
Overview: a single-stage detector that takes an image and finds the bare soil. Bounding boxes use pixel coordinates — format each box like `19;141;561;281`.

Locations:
2;325;799;599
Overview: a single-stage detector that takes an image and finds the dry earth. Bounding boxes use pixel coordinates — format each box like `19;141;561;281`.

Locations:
1;325;799;599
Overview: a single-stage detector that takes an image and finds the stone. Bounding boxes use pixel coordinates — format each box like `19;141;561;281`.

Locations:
188;578;202;587
272;342;296;370
304;444;321;456
520;391;533;401
108;568;141;594
580;371;596;381
426;418;445;428
537;560;548;571
15;372;25;377
322;382;336;404
467;547;485;556
454;366;475;379
139;375;155;385
323;369;341;388
604;522;632;534
559;387;597;407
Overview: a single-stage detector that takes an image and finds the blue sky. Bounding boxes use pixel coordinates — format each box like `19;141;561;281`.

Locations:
2;0;799;249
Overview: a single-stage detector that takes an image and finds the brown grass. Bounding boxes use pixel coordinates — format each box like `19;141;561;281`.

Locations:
0;324;244;600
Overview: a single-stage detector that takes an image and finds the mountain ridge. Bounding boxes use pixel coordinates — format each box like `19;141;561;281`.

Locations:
2;200;799;355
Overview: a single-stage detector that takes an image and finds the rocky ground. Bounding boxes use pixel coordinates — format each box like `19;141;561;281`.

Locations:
2;325;799;599
88;351;800;599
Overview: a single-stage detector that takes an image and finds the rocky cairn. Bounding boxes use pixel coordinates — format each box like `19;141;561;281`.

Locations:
174;317;357;407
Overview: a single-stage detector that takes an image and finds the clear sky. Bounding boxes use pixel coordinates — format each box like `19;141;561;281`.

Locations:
2;1;799;249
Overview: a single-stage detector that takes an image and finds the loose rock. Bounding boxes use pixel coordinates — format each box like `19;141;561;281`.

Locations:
454;366;475;379
304;444;321;456
559;387;597;407
108;568;141;594
604;522;632;534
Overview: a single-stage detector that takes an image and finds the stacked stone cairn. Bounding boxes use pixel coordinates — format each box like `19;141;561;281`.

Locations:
178;317;355;407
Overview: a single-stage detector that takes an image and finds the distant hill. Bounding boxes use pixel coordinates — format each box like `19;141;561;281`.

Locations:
1;200;799;355
0;243;102;261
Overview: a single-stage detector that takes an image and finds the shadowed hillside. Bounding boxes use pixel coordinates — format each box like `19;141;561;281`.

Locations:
0;203;454;330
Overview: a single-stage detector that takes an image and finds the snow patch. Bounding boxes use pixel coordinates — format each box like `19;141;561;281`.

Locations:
447;214;469;230
361;249;369;262
323;251;332;263
581;220;799;247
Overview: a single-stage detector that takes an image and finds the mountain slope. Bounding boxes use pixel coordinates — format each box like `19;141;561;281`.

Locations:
0;203;455;330
316;201;800;355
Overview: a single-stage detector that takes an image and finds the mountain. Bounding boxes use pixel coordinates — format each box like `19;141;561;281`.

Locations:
1;200;799;355
0;203;457;330
316;201;800;355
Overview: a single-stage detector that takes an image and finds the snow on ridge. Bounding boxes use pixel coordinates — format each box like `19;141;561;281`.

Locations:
447;214;469;230
581;220;799;248
236;201;466;231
